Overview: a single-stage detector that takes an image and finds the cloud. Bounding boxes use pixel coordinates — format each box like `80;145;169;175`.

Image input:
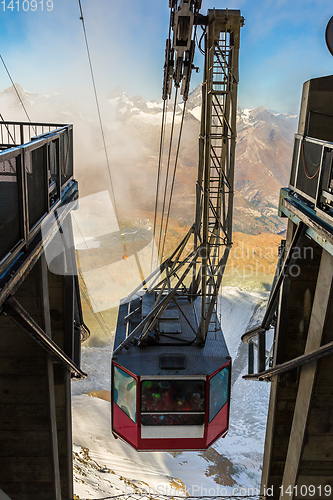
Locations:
1;1;332;115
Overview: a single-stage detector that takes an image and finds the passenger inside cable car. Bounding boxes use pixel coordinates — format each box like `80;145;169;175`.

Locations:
141;379;205;425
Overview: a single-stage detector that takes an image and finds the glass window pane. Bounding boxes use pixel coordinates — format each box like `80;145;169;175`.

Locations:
141;379;205;412
26;146;47;230
209;366;229;422
113;366;137;423
0;157;21;261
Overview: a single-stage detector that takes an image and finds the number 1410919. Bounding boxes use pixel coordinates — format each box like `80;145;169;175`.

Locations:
1;0;53;11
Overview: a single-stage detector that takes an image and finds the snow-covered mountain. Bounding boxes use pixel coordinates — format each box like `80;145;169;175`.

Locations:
72;287;271;499
234;106;297;232
90;84;297;234
0;83;297;234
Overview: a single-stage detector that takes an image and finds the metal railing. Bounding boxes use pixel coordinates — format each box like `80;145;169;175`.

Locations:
241;223;307;381
0;121;74;277
289;134;333;212
242;133;333;381
0;120;68;150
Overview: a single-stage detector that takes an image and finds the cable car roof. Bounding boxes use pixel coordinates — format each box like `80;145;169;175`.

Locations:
113;296;230;377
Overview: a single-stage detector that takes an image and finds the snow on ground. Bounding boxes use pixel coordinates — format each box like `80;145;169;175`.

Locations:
72;287;271;499
215;287;270;489
73;395;222;499
219;286;267;359
72;346;113;397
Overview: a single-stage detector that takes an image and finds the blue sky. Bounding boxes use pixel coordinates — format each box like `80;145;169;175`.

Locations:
0;0;332;113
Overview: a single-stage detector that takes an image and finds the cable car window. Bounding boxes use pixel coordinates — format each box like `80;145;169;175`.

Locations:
113;366;137;423
141;379;205;412
209;366;229;422
141;413;205;426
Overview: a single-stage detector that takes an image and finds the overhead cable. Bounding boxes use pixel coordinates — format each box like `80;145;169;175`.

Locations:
151;8;175;271
0;54;36;134
0;112;16;144
150;98;168;272
197;25;206;55
157;87;179;259
77;0;127;258
160;101;187;260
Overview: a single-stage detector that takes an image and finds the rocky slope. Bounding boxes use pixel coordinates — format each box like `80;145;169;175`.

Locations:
234;105;297;232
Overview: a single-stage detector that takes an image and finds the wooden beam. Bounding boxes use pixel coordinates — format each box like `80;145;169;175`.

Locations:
39;254;52;337
260;376;280;496
57;368;74;500
279;249;333;499
260;275;291;496
3;296;86;378
47;357;62;500
40;259;62;500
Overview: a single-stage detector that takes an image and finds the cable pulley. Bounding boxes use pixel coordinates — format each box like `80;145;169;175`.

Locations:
162;0;202;102
154;1;204;267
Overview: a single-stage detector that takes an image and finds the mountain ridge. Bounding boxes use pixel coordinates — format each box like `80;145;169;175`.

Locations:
0;83;297;234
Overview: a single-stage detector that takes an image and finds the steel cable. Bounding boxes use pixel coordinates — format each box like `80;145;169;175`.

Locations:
0;112;16;145
157;87;179;259
0;54;37;134
151;6;174;272
160;101;187;260
301;140;320;179
150;98;168;272
77;0;127;258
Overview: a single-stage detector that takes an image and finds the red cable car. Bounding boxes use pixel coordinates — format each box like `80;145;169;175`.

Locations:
111;293;231;451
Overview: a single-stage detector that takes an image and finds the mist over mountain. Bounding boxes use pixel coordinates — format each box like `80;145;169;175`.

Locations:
0;84;298;234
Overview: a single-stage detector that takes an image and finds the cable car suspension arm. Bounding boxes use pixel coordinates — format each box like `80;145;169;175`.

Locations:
117;9;244;353
113;246;199;354
163;0;202;102
149;10;243;347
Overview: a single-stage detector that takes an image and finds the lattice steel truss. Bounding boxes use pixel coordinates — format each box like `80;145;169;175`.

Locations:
114;10;243;354
193;10;243;343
